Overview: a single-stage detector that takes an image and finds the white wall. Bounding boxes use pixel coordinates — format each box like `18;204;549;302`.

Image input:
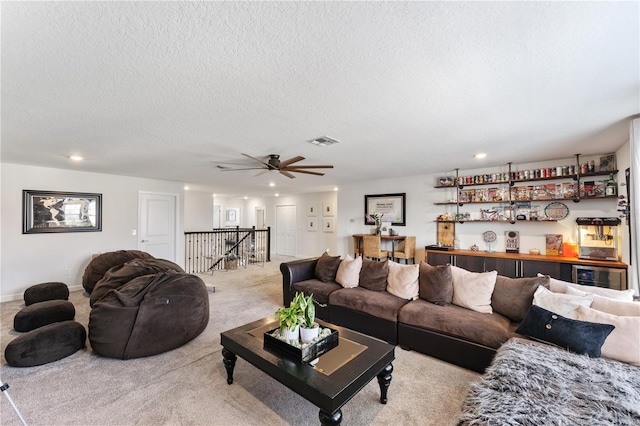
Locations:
184;190;214;232
1;163;185;301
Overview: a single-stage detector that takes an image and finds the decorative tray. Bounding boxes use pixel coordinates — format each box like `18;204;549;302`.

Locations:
264;327;339;362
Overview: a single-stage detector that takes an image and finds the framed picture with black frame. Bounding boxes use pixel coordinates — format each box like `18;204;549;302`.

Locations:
364;193;406;226
23;190;102;234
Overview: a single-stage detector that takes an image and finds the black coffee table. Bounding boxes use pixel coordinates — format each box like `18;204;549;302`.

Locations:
221;316;394;425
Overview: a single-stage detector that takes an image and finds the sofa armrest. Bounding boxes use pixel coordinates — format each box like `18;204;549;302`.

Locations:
280;258;318;307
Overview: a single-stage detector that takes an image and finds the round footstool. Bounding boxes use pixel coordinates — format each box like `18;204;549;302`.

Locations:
82;250;154;294
89;271;209;359
24;282;69;306
5;321;86;367
14;300;76;332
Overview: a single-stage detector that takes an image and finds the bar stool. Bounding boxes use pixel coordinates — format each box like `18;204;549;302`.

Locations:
393;236;416;264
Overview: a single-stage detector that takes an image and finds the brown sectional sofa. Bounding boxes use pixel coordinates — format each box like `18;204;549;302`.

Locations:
281;254;548;372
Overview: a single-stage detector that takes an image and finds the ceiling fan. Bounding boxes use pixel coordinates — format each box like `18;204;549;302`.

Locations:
215;154;333;179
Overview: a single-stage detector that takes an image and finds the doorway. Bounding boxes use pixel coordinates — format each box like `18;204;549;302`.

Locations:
276;205;296;256
255;206;266;229
138;192;177;261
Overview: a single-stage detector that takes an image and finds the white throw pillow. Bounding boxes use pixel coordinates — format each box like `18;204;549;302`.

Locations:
450;265;497;314
386;261;419;300
577;305;640;366
533;285;593;319
590;295;640;317
538;273;635;301
565;284;636;302
335;255;362;288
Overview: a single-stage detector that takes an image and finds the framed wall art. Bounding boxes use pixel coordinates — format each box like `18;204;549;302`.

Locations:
23;190;102;234
364;193;406;226
307;218;317;231
322;217;334;233
307;203;318;217
322;201;335;217
225;206;240;226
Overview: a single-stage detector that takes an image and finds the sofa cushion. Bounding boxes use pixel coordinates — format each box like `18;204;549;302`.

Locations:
5;320;86;367
451;266;497;314
399;299;511;349
491;275;549;322
329;287;408;322
516;305;614;358
533;286;593;319
359;257;388;291
292;279;342;304
577;305;640;365
418;262;453;305
24;282;69;306
335;255;362;288
314;252;342;283
14;300;76;332
590;295;640;316
387;261;419;300
539;273;635;301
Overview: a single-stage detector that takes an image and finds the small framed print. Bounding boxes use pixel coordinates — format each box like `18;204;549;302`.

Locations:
322;202;335;217
599;154;616;172
322;217;334;233
307;218;317;232
307;203;318;217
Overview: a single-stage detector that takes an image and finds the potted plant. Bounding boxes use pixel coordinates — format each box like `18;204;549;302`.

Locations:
275;294;304;341
298;293;320;343
225;253;238;270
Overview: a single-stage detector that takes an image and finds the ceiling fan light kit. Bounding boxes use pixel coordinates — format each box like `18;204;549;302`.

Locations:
216;153;333;179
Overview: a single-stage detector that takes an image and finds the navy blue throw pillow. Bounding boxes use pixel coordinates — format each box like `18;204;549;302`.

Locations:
516;305;615;358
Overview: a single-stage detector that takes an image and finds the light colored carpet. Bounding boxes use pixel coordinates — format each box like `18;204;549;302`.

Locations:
0;256;480;425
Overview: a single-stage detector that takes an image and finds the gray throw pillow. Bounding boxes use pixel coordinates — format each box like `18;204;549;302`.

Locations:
492;275;550;322
314;252;342;283
359;257;388;291
418;262;453;305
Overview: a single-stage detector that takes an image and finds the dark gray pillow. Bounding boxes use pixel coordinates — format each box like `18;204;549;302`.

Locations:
418;262;453;305
359;257;388;291
516;305;614;358
492;275;549;322
314;252;342;283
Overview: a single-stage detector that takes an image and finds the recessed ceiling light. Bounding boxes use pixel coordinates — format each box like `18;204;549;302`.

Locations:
275;193;279;197
244;196;248;200
307;135;341;147
68;155;84;161
474;153;487;159
334;187;339;191
269;183;275;187
184;186;189;190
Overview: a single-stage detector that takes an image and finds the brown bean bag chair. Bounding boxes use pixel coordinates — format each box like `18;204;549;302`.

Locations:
5;321;86;367
82;250;154;294
88;271;209;359
90;258;185;306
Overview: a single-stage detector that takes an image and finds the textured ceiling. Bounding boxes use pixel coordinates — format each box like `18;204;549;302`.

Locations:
2;2;639;196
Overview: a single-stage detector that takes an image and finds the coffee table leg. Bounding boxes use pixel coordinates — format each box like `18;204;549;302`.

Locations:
377;363;393;404
222;348;237;385
319;409;342;426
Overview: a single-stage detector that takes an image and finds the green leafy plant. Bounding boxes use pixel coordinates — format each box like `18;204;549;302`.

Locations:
300;294;316;328
275;293;304;332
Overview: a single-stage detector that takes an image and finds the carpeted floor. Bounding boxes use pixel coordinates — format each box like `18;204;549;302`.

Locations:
0;256;480;425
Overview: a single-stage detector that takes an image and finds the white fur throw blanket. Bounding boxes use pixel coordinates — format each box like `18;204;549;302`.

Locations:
458;339;640;425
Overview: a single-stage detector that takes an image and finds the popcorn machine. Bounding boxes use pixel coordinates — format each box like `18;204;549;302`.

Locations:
576;217;620;261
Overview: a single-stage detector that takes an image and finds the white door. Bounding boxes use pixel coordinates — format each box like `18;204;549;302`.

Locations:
255;206;266;229
276;205;296;256
139;192;177;261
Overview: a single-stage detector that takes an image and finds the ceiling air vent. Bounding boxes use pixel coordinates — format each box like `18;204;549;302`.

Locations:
307;135;341;147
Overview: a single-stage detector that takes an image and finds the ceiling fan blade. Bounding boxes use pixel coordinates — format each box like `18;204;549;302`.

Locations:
279;156;305;168
241;153;271;167
279;170;296;179
211;160;258;166
220;167;267;171
285;165;334;169
254;169;270;177
287;169;325;176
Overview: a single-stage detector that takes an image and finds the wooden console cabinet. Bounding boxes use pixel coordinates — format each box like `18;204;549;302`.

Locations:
424;248;628;288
